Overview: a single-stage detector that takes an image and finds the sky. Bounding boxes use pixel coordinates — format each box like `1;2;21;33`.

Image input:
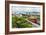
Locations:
11;6;40;14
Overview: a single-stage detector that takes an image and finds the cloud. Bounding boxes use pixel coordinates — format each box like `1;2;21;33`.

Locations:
12;6;40;14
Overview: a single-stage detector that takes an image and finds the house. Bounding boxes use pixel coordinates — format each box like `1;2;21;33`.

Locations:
15;14;22;17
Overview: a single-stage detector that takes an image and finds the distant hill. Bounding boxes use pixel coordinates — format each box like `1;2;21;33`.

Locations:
13;11;40;16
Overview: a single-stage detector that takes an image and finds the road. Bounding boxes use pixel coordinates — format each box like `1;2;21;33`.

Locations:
25;19;40;27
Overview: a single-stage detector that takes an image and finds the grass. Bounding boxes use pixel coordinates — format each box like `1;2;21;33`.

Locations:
12;16;32;28
12;15;40;28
